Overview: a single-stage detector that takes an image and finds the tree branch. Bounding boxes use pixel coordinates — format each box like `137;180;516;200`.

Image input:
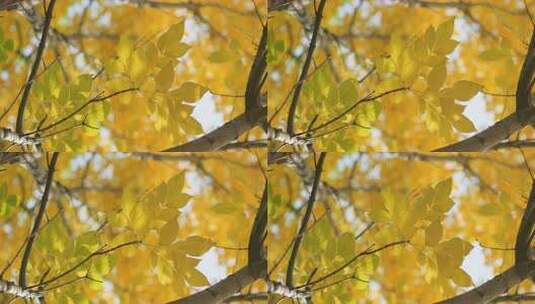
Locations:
28;240;141;289
19;152;59;288
286;0;327;135
433;109;535;151
0;279;43;303
0;128;40;146
162;105;266;152
435;28;535;151
163;24;267;152
286;152;327;287
168;183;268;304
436;261;535;304
514;182;535;265
15;0;57;134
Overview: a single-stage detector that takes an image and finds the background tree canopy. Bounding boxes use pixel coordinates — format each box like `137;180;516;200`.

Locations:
3;0;535;304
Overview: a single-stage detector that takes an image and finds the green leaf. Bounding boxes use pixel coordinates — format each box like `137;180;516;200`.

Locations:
4;39;14;51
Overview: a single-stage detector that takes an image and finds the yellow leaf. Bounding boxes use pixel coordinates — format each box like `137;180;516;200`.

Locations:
155;64;175;92
157;20;186;57
451;80;481;101
167;193;191;209
339;78;358;104
479;48;507;61
211;202;239;214
435;18;455;41
425;220;443;246
451;268;473;287
159;218;179;245
434;178;452;204
336;232;355;258
434;39;458;54
185;269;209;287
451;114;476;133
175;236;214;256
183;116;203;134
174;82;207;102
427;63;446;91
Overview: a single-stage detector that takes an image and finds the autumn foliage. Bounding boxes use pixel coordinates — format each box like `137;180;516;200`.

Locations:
2;0;535;304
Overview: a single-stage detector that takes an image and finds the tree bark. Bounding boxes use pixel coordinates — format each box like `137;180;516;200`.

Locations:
0;280;43;303
167;261;266;304
162;106;266;152
433;109;535;152
436;261;535;304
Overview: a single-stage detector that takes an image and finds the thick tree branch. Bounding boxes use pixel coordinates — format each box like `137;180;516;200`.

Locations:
267;280;310;304
0;279;42;303
0;128;40;146
162;106;266;152
286;0;327;135
286;152;327;287
15;0;57;134
169;184;268;304
491;293;535;303
436;261;535;304
433;108;535;152
18;152;59;289
245;26;267;114
514;183;535;265
435;28;535;151
163;24;267;152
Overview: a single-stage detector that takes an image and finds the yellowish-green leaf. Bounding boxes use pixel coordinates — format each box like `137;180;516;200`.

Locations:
451;114;476;133
425;220;443;247
157;20;186;57
155;64;175;92
336;232;355;258
185;269;209;287
427;64;446;91
434;39;458;54
451;268;473;287
479;48;507;61
208;50;231;63
435;18;455;41
451;80;481;101
339;78;358;104
211;202;239;214
174;82;207;102
175;236;214;256
159;218;179;245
